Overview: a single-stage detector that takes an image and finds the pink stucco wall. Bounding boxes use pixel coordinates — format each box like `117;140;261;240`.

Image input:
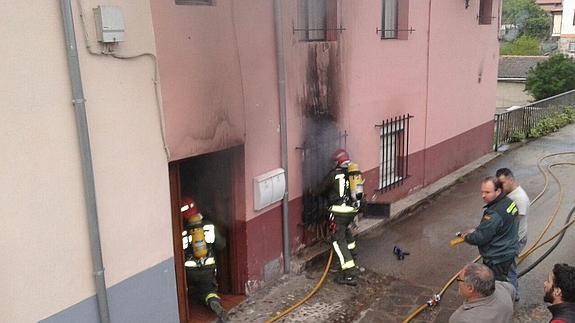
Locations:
151;0;500;220
150;0;500;285
150;2;248;161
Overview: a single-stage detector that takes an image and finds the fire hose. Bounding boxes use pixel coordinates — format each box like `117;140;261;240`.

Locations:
403;152;575;323
266;249;333;323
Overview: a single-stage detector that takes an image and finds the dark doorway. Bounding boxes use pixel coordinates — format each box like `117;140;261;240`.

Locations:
169;145;246;323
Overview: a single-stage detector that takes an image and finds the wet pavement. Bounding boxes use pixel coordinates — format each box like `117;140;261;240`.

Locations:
228;123;575;323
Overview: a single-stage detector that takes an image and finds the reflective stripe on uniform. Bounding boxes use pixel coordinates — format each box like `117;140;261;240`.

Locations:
204;257;215;266
182;235;190;250
342;260;356;270
347;241;356;250
184;260;198;268
333;241;356;270
507;201;518;215
329;204;356;213
205;293;220;304
203;224;216;244
335;173;346;197
332;241;346;268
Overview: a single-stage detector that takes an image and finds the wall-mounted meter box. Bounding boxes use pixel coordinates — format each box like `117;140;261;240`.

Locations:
253;168;286;211
93;5;125;43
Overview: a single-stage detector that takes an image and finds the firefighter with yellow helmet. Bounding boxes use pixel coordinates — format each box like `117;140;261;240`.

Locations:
180;196;229;322
314;149;364;286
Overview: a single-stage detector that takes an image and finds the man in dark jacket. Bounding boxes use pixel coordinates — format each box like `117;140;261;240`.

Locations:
461;176;519;281
544;263;575;323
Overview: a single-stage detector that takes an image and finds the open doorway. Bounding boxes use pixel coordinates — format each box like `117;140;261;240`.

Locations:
169;145;246;322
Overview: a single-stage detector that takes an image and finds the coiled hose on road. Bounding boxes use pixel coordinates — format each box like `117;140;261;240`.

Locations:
403;152;575;323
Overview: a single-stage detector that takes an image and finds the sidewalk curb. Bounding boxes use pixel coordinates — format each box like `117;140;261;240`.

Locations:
291;151;502;274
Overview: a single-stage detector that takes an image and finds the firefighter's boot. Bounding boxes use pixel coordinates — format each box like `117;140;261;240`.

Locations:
335;269;358;286
208;298;229;322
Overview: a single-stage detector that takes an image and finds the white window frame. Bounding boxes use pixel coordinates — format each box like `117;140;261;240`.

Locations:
569;42;575;53
379;121;404;189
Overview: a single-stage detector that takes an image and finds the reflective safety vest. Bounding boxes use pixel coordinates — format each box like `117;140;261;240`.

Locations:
182;224;217;269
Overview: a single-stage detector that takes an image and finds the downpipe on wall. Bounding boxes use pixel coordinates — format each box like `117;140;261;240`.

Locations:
59;1;110;322
273;0;291;273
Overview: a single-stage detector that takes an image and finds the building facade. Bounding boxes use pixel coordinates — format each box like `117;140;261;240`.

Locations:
2;0;501;322
559;0;575;55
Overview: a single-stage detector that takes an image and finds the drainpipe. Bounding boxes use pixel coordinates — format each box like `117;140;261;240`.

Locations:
273;0;290;273
59;1;110;322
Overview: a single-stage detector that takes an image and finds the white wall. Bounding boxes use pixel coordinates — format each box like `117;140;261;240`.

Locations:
0;1;173;321
561;0;575;36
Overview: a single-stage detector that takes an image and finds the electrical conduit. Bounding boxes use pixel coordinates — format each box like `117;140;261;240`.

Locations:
273;0;291;273
60;1;110;322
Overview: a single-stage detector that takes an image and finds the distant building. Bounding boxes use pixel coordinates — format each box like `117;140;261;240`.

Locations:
537;0;575;56
536;0;563;37
497;55;549;110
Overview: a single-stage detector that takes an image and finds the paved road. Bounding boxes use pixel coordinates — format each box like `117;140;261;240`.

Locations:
356;123;575;322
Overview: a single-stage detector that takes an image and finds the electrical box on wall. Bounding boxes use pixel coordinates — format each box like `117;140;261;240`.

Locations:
253;168;286;211
93;5;125;43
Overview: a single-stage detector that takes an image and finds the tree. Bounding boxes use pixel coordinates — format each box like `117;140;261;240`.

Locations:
500;36;540;55
503;0;551;40
525;55;575;100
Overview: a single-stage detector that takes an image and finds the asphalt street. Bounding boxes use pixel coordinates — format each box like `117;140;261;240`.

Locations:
357;123;575;322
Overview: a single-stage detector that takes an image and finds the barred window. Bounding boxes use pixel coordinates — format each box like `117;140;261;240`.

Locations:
377;115;413;191
381;0;398;39
380;0;410;40
297;0;338;41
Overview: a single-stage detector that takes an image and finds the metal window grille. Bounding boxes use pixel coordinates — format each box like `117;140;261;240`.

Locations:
381;0;399;39
376;114;413;191
299;129;347;239
297;0;328;41
175;0;214;5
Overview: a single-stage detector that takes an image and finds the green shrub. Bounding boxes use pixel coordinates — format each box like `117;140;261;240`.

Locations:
509;131;526;142
525;55;575;100
528;107;575;138
500;36;541;55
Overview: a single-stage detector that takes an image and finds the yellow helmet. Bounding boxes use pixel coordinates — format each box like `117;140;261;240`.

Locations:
348;162;360;173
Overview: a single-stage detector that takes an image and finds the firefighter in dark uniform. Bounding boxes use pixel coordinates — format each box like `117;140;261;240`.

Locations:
315;149;364;286
180;196;229;322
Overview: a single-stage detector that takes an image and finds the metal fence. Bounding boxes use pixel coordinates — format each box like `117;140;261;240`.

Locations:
494;89;575;151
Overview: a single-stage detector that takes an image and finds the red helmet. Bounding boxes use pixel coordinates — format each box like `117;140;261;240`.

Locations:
332;148;350;166
180;196;200;221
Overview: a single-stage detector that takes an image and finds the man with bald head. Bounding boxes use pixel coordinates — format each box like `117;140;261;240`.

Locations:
449;263;515;323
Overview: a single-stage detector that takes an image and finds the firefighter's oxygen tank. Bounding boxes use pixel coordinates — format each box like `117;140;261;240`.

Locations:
348;162;364;201
191;227;208;259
